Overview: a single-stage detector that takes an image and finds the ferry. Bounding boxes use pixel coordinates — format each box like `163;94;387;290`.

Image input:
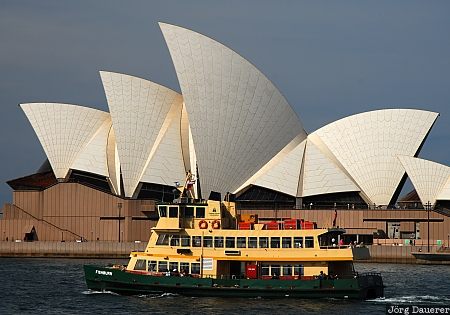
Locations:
84;180;384;299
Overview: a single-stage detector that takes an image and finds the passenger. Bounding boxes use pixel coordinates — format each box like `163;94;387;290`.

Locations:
338;239;344;246
165;270;171;277
171;269;179;277
272;273;279;279
318;271;324;280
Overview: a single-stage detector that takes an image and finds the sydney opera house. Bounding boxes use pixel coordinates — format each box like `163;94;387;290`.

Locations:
1;23;449;244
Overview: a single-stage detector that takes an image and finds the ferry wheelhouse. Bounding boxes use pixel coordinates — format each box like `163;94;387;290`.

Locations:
84;196;384;299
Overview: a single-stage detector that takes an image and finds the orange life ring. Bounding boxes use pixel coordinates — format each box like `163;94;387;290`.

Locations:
199;220;208;229
212;220;221;229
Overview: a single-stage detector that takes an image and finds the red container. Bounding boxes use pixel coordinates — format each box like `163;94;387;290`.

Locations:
246;264;258;279
239;222;252;230
302;220;315;229
284;219;299;230
266;221;279;230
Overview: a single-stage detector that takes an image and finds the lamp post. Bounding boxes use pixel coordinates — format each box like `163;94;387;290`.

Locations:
118;202;123;243
426;201;431;253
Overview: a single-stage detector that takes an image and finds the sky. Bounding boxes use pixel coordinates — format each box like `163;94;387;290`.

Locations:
0;0;449;205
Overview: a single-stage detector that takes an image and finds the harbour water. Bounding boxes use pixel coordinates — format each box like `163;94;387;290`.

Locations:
0;258;449;314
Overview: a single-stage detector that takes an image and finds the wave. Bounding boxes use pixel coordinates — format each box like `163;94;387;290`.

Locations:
368;295;450;304
138;292;180;299
81;289;119;296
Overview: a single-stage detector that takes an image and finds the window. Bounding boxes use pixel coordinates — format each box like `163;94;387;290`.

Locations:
158;206;167;217
225;237;235;248
191;263;200;274
270;237;280;248
148;260;157;272
181;235;190;247
282;265;292;276
214;236;224;248
305;236;314;248
271;265;281;277
169;206;178;218
195;207;205;218
169;262;179;272
192;236;202;247
180;262;190;274
203;236;213;247
294;264;304;276
134;259;146;271
170;235;180;246
185;207;194;217
259;237;269;248
156;234;170;245
282;237;292;248
293;237;303;248
261;264;270;276
248;237;257;248
237;237;246;248
158;261;168;272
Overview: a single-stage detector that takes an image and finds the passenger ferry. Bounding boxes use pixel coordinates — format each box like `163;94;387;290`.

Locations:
84;190;384;299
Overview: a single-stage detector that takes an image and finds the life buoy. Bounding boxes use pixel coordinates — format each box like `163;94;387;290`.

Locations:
212;220;221;229
199;220;208;229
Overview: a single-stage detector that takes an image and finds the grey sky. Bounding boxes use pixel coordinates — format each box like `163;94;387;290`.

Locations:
0;0;449;204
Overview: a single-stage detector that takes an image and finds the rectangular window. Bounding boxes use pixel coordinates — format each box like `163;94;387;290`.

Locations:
282;237;292;248
195;207;205;218
248;237;257;248
305;236;314;248
282;265;292;276
148;260;157;272
180;262;190;274
170;235;180;246
293;237;303;248
169;206;178;218
259;237;269;248
225;237;235;248
261;263;270;276
294;264;304;276
158;261;168;272
192;236;202;247
181;235;190;247
237;237;246;248
214;236;224;248
134;259;146;271
191;263;200;274
185;207;194;217
158;206;167;217
270;237;280;248
169;262;179;272
156;234;170;245
271;265;281;277
203;236;213;247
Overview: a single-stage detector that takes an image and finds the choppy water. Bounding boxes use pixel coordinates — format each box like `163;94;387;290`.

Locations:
0;258;449;314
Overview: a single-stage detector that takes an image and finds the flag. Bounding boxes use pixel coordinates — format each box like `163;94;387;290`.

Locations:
332;209;337;227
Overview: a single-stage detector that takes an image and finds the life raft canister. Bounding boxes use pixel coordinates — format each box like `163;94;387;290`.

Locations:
212;220;221;229
199;220;208;229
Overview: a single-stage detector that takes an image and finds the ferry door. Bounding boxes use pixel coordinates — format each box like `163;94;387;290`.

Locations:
229;261;242;278
388;222;400;239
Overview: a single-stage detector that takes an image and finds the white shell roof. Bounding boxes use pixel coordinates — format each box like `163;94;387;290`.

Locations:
437;177;450;201
398;156;450;206
20;103;110;179
160;23;307;196
312;109;439;205
100;71;184;197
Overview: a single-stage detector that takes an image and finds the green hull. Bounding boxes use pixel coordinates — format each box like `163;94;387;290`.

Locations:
84;265;384;299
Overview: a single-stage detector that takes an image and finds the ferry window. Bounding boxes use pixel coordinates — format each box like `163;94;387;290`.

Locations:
191;263;200;275
192;236;202;247
203;236;213;247
158;206;167;217
148;260;157;272
282;237;292;248
225;237;235;248
271;265;281;277
134;259;146;271
282;265;293;276
261;264;270;276
169;262;179;272
158;261;168;272
185;207;194;217
259;237;269;248
294;264;304;276
169;206;178;218
156;234;170;245
293;237;303;248
270;237;280;248
305;236;314;248
214;236;224;248
248;237;257;248
180;262;190;274
237;237;246;248
195;207;205;218
170;235;180;246
181;235;190;247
